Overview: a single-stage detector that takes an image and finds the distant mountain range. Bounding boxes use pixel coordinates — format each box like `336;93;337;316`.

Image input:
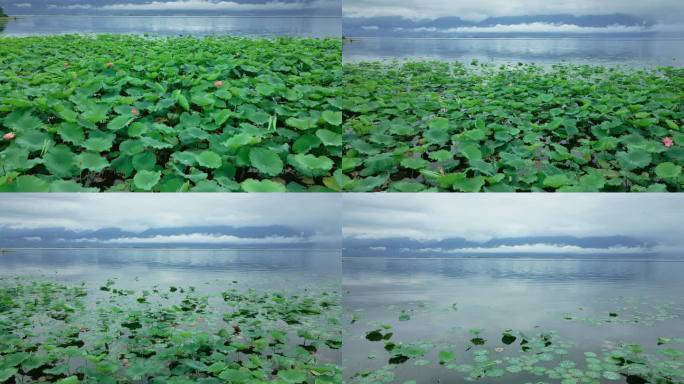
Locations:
0;225;338;248
343;235;656;257
343;13;666;37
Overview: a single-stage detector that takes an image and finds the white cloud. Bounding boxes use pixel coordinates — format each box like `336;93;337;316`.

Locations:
22;236;42;241
12;3;33;8
49;0;338;12
405;244;651;254
410;23;660;34
342;0;684;22
369;246;386;251
0;194;340;236
71;233;309;245
361;25;379;30
343;194;684;246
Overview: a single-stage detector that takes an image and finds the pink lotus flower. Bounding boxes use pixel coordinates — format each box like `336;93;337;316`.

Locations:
3;132;16;141
663;137;674;148
131;108;139;116
214;80;223;87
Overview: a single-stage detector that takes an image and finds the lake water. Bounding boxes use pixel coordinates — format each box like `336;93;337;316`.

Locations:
0;15;340;37
0;248;340;293
343;256;684;383
343;37;684;66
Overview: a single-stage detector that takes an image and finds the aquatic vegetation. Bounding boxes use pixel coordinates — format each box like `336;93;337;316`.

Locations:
342;61;684;191
0;35;341;191
351;327;684;384
347;301;684;384
0;278;342;383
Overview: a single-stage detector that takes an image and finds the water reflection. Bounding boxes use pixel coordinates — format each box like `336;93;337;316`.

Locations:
0;15;340;37
343;257;684;383
343;37;684;66
0;248;340;291
343;257;681;284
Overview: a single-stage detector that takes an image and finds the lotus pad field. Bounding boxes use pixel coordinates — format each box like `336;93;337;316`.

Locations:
347;301;684;384
0;35;342;192
0;278;342;383
342;61;684;192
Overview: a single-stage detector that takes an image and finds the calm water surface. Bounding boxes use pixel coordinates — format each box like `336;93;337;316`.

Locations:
343;37;684;66
343;256;684;383
0;248;340;293
0;15;340;37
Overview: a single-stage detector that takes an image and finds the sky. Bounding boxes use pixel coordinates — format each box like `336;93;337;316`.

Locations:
0;0;340;15
0;194;340;247
342;0;684;36
342;0;683;22
343;194;684;255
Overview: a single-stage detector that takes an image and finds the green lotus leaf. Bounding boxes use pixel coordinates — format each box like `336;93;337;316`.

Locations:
543;174;571;189
57;123;85;145
321;110;342;126
196;150;223;169
15;130;51;152
256;84;275;96
106;115;133;131
44;145;77;178
249;147;283;176
400;157;428;170
190;92;215;108
133;170;161;190
289;153;334;175
286;116;317;130
278;369;308;383
452;175;485;192
428;117;449;130
246;110;271;125
6;175;50;192
0;147;41;172
459;143;482;162
240;178;286;192
578;173;606;191
77;152;110;172
616;149;652;171
3;109;43;131
0;368;18;382
223;133;260;150
56;376;80;384
83;131;115;152
293;134;321;153
316;129;342;146
429;150;453;162
132;152;158;171
655;162;682;179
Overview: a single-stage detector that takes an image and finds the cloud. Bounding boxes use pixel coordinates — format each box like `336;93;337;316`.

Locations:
342;0;684;22
12;3;33;8
409;23;658;34
342;194;684;246
71;233;309;245
405;244;652;255
48;0;338;12
0;194;340;236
